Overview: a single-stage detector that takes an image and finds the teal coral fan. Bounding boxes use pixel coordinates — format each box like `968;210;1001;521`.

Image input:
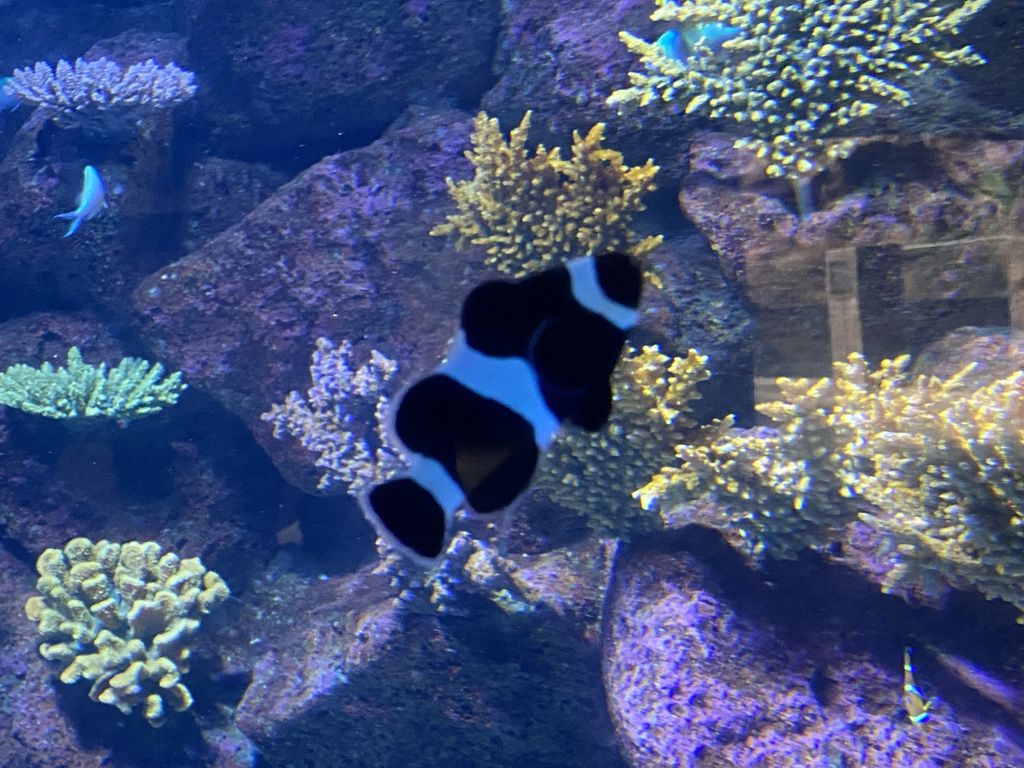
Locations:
0;346;186;421
637;354;1024;620
609;0;991;179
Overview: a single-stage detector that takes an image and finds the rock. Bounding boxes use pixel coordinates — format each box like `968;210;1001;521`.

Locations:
132;106;480;495
603;529;1024;767
231;538;624;768
0;546;115;768
190;0;501;160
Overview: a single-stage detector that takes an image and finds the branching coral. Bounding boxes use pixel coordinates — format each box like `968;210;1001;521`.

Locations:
0;346;186;421
837;357;1024;617
261;337;400;493
609;0;991;180
635;374;862;557
394;532;541;616
5;57;197;137
538;345;709;537
431;111;662;277
637;353;1024;619
25;538;230;726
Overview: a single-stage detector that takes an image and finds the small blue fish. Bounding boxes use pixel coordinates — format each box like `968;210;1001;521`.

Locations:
54;165;106;237
656;23;742;61
0;77;20;113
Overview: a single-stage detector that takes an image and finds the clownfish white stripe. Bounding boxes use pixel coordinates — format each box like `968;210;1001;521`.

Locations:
440;332;561;451
567;255;640;331
406;455;464;517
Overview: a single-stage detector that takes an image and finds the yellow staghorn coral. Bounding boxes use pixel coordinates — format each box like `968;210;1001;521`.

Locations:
637;353;1024;619
636;372;861;557
24;538;230;726
538;345;709;537
431;111;662;277
609;0;991;180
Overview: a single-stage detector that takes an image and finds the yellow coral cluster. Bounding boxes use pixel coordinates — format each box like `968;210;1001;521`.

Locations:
431;111;662;277
637;353;1024;619
835;356;1024;619
538;345;709;537
609;0;991;179
24;538;230;726
636;372;860;556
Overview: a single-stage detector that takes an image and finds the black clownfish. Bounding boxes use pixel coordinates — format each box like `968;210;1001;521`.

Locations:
359;251;643;567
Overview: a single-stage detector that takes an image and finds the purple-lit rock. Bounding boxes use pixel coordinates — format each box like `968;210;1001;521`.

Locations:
681;132;1022;293
603;532;1024;767
228;538;623;768
482;0;658;139
189;0;500;158
0;546;115;768
182;157;288;254
132;106;480;495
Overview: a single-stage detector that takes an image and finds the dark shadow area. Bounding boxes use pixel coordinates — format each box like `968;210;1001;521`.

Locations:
0;275;86;323
56;679;213;768
287;491;378;576
838;139;943;191
248;594;627;768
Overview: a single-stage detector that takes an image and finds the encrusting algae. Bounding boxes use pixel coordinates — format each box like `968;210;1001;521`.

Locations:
609;0;992;180
431;111;662;277
637;353;1024;621
24;538;230;726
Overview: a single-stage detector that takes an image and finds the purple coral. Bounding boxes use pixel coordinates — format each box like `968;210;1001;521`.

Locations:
260;337;400;493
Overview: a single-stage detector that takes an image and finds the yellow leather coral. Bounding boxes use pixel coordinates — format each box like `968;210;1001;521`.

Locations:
24;538;229;726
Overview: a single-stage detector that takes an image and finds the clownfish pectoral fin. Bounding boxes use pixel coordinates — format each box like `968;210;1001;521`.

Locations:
459;433;539;515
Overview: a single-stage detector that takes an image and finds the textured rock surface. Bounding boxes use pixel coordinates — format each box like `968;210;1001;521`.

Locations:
230;538;625;768
189;0;501;160
603;528;1024;767
132;106;481;495
681;133;1024;292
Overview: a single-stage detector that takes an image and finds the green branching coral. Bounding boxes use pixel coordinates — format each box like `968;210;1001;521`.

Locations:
837;357;1024;618
538;345;709;537
636;353;1024;619
25;538;230;726
609;0;991;180
0;346;186;421
431;111;662;277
